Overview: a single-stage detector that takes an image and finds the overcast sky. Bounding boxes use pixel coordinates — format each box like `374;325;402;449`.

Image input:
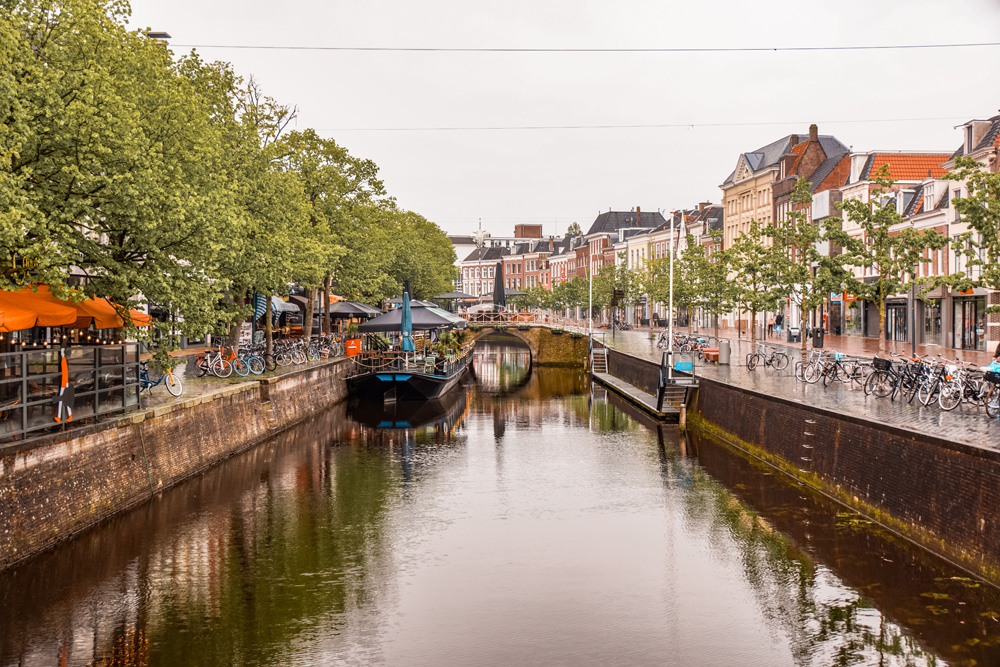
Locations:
129;0;1000;238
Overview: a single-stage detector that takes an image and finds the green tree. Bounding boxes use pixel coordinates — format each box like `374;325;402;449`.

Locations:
2;0;240;342
944;156;1000;318
730;219;782;347
681;229;733;342
566;222;583;236
826;166;949;353
769;178;847;361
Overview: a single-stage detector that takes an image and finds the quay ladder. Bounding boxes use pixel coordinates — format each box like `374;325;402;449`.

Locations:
591;347;608;374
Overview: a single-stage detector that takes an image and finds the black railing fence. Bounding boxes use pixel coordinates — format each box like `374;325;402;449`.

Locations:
0;344;140;445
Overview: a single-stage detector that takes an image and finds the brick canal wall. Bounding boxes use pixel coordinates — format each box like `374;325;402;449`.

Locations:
600;345;1000;583
0;358;353;571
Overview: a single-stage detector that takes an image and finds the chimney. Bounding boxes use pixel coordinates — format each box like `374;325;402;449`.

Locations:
809;124;818;142
789;134;799;146
636;206;641;227
699;201;710;212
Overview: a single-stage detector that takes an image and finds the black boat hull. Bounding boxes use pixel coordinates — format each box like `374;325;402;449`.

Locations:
347;363;469;401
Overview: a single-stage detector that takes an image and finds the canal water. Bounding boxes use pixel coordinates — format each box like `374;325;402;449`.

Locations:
2;334;1000;666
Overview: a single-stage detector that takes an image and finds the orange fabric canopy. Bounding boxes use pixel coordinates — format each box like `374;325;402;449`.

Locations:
1;286;152;331
0;290;79;332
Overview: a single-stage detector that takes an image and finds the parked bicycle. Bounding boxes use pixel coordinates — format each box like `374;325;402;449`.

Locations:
746;343;790;371
139;360;183;396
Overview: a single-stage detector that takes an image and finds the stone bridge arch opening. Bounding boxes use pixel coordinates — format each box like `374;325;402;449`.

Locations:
467;326;588;368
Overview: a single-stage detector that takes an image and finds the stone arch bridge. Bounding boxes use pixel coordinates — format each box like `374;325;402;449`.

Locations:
466;325;588;368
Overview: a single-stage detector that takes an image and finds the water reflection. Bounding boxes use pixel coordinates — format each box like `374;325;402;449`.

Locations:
1;341;999;666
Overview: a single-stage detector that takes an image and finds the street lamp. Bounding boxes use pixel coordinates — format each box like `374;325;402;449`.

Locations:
911;261;917;356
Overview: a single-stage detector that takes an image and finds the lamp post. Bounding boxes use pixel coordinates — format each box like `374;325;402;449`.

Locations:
911;261;917;356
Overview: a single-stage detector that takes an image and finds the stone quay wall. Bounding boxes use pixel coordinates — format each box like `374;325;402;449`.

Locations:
0;358;353;571
601;345;1000;584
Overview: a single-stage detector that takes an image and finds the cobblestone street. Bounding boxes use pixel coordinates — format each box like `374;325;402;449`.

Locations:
602;328;1000;450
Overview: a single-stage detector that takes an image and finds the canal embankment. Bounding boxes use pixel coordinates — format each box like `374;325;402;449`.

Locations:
598;340;1000;586
0;356;353;571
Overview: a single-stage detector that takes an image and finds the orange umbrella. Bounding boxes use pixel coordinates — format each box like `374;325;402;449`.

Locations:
0;290;79;332
8;286;152;330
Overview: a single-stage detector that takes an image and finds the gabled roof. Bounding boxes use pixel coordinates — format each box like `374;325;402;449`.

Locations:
901;185;925;216
462;246;509;262
952;116;1000;159
857;153;952;182
585;210;667;236
722;132;849;185
808;153;851;193
448;235;476;244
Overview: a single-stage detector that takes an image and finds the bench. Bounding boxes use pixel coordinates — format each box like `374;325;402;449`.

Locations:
702;347;719;362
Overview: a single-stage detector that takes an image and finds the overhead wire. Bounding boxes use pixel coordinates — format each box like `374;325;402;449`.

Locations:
307;116;975;132
171;42;1000;53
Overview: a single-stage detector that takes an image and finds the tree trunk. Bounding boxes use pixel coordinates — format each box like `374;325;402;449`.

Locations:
304;287;315;341
265;295;273;357
228;294;245;349
878;299;887;353
323;274;332;334
801;306;808;363
750;306;757;348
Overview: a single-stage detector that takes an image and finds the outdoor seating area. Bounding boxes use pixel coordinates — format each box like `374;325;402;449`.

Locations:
0;286;149;444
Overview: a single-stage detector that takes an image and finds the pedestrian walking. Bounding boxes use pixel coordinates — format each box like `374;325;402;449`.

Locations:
775;313;783;336
767;316;775;338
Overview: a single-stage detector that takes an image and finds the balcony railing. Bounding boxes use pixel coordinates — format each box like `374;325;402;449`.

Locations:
0;344;140;446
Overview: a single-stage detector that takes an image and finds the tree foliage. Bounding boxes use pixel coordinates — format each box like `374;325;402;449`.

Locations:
826;166;949;352
0;0;457;349
945;155;1000;311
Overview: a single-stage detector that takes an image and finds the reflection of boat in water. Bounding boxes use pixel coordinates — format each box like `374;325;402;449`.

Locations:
348;384;468;430
346;348;473;401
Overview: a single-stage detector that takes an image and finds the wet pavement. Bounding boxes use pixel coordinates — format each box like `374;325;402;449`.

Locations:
602;329;1000;450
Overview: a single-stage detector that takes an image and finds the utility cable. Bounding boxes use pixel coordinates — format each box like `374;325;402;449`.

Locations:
171;42;1000;53
309;115;974;132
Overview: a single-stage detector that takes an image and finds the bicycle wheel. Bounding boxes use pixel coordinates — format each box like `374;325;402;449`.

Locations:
772;353;790;371
679;343;692;353
938;381;963;411
822;364;839;387
308;345;321;361
276;352;291;366
794;361;805;382
195;359;208;378
165;372;183;396
264;353;278;371
747;353;759;371
233;358;250;377
917;380;938;406
802;363;820;384
869;371;894;398
248;357;265;375
986;387;1000;418
211;358;233;378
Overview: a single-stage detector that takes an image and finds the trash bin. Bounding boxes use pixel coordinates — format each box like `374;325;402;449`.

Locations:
755;325;765;340
789;327;801;343
813;328;824;349
718;338;731;365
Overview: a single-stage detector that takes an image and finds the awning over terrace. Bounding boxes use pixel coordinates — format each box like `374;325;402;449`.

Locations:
0;291;78;332
0;286;152;331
